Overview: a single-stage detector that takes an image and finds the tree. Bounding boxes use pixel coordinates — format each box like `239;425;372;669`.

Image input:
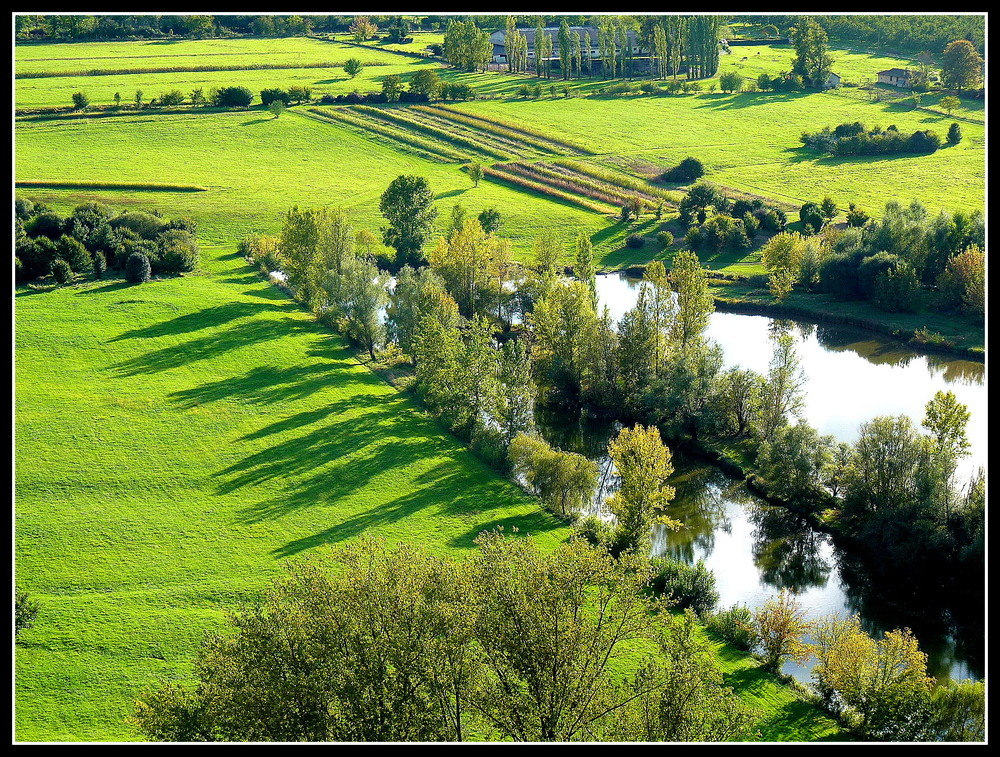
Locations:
812;615;935;739
349;15;377;42
719;71;743;93
125;251;151;283
939;95;961;116
381;74;404;102
755;420;835;508
940;40;983;91
753;591;811;671
758;333;805;441
477;207;501;235
606;425;679;556
409;69;442;99
946;122;962;144
470;533;657;741
529;279;599;402
15;588;40;637
442;19;491;72
428;217;509;321
468;162;483;188
71;91;89;109
343;58;363;78
760;232;806;301
387;266;457;357
380;175;438;268
922;390;970;460
268;100;285;118
791;17;833;87
508;434;598;517
574;234;596;304
668;250;714;348
325;255;387;359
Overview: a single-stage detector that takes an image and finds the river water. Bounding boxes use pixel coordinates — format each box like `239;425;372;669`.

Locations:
536;273;985;684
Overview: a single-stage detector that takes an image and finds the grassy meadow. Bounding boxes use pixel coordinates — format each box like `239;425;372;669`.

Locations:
15;32;981;741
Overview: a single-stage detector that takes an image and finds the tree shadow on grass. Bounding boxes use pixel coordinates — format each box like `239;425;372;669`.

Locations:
722;665;841;740
268;459;564;558
111;315;328;376
110;300;294;342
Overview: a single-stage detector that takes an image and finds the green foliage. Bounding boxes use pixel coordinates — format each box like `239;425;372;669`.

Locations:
71;91;89;109
753;591;811;671
706;605;757;652
124;251;151;283
343;58;363;78
509;433;598;518
15;589;40;637
379;175;438;268
50;257;73;286
649;558;719;616
606;424;679;557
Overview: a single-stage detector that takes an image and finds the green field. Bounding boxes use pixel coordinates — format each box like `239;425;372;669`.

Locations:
14;244;573;740
16;32;980;742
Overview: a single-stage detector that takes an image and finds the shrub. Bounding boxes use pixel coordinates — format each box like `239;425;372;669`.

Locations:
649;558;719;615
71;91;89;109
626;234;645;249
260;87;291;106
50;257;73;286
26;211;66;239
91;250;106;279
799;202;825;234
15;589;39;637
210;86;253;108
706;605;757;651
947;122;963;145
158;90;185;106
53;234;92;272
156;229;200;273
111;211;167;239
846;203;870;227
573;514;615;549
661;156;704;183
657;230;674;248
125;252;152;284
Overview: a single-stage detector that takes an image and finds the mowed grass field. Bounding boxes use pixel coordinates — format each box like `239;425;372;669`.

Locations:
14;244;573;740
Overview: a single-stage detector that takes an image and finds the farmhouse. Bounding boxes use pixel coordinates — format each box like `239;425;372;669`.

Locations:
490;26;641;64
877;67;913;88
825;72;842;89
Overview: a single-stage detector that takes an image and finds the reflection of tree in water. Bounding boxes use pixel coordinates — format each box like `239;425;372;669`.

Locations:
815;325;918;368
748;503;831;592
768;318;795;340
925;354;985;386
654;460;734;562
835;551;984;681
794;321;816;341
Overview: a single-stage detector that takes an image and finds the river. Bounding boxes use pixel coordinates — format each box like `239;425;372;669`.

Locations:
536;273;985;684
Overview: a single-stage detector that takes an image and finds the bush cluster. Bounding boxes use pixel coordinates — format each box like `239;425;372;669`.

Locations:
649;558;719;616
802;122;942;156
15;197;199;285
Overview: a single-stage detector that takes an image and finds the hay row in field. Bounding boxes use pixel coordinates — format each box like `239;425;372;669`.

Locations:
399;107;535;159
426;104;593;155
349;105;513;161
303;107;468;163
16;60;390;79
553;159;681;204
414;105;570;157
500;162;649;210
483;164;612;214
16;180;209;192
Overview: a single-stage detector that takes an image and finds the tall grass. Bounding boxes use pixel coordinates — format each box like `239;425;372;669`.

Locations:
15;179;209;192
416;105;567;156
403;108;534;159
428;104;593;155
16;60;391;79
502;162;647;209
304;107;468;163
484;164;613;214
553;160;681;203
351;105;513;161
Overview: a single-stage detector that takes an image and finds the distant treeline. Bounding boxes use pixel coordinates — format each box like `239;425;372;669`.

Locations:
733;14;984;54
801;122;944;156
